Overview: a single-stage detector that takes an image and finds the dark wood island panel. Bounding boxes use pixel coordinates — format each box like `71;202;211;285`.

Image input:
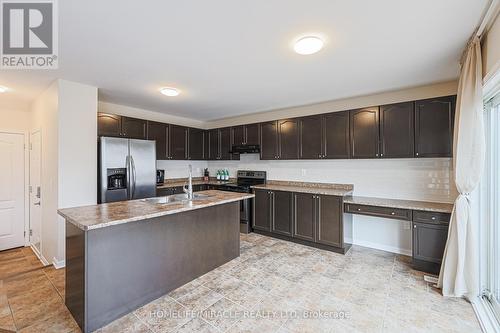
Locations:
65;202;239;333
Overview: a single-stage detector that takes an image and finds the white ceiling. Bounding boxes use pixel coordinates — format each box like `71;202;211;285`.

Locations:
0;0;488;120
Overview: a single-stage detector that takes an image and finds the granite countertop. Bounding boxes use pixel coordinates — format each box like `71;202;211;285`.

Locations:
157;178;235;189
58;190;254;231
344;196;454;213
251;181;354;196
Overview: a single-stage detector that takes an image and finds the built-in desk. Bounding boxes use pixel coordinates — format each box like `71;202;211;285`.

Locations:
343;196;453;275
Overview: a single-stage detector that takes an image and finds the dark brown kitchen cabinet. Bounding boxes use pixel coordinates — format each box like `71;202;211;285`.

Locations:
260;121;278;160
121;117;147;139
415;96;455;157
147;121;169;160
231;124;260;146
316;195;342;247
231;126;246;145
299;115;323;159
350;107;380;159
98;113;122;137
412;222;448;265
271;191;293;236
207;128;234;160
188;128;205;160
245;123;260;145
324;111;350;159
380;102;414;158
219;127;234;160
278;119;299;159
169;125;188;160
208;129;219;160
253;189;271;232
293;193;316;242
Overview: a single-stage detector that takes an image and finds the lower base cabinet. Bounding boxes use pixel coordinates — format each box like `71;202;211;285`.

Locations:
156;184;207;197
412;219;449;274
253;189;346;252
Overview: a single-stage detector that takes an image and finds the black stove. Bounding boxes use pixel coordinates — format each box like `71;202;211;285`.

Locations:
216;170;266;233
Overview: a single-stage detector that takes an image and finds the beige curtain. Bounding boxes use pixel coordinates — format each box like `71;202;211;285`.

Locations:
438;36;485;299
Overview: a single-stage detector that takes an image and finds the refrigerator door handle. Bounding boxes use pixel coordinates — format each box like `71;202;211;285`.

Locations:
125;155;131;200
131;155;137;199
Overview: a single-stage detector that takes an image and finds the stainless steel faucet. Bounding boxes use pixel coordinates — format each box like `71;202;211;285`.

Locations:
183;165;193;200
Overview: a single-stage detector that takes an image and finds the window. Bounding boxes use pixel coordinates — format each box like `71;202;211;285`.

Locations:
480;87;500;324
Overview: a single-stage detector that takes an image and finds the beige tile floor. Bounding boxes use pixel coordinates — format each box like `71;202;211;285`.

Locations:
0;234;481;332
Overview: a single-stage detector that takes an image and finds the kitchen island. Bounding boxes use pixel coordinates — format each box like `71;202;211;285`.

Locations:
58;190;253;333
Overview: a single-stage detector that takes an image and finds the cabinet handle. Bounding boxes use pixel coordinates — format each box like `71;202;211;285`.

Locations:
413;225;417;229
391;212;395;215
357;208;361;211
416;152;419;156
431;216;436;220
381;153;384;157
318;154;321;158
376;153;379;157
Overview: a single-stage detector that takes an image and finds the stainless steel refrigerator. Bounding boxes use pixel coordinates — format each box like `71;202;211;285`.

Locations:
99;137;156;203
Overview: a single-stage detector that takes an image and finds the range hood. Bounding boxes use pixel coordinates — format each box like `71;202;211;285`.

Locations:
231;144;260;154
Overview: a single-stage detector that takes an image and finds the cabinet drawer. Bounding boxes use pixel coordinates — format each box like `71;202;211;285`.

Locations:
345;203;411;221
412;211;451;225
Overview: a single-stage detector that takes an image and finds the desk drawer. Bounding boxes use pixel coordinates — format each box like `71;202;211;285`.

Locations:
412;211;451;225
345;204;412;221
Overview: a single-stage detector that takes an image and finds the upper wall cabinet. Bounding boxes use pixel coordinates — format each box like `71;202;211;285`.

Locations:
98;113;122;137
299;115;323;159
98;113;147;139
324;111;350;159
350;107;380;159
188;128;205;160
380;102;414;158
169;125;188;160
415;96;455;157
245;123;260;145
147;121;169;160
207;128;235;160
231;124;260;146
260;121;278;160
121;117;147;139
278;119;299;159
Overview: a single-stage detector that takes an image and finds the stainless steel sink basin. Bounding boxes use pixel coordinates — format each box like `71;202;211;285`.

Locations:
143;193;211;204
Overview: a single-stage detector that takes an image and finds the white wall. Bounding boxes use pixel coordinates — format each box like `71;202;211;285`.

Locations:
206;81;458;128
57;80;98;264
30;81;59;264
99;101;204;128
30;79;98;266
208;154;456;255
482;11;500;79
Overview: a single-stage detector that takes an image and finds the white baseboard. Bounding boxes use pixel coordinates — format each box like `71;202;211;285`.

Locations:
30;245;49;266
349;238;412;256
52;257;65;269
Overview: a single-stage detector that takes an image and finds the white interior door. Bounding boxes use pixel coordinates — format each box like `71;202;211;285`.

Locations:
0;132;25;251
29;131;42;253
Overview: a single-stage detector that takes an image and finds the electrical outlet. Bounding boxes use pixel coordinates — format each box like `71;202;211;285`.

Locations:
301;169;307;176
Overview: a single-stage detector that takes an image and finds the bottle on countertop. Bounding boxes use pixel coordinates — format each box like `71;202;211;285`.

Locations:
216;170;221;181
225;169;229;181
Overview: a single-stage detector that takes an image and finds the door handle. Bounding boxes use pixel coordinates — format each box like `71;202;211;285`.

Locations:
131;156;137;198
34;202;41;206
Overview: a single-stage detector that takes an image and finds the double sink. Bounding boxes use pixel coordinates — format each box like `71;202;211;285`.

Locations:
142;193;212;205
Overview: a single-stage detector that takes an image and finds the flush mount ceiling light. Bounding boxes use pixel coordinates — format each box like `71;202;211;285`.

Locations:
159;87;181;97
0;86;8;93
293;36;324;55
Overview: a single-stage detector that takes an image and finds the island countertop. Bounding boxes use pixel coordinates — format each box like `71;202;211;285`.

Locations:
58;190;254;231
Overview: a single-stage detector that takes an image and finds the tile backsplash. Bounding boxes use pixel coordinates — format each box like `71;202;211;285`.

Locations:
208;154;457;203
